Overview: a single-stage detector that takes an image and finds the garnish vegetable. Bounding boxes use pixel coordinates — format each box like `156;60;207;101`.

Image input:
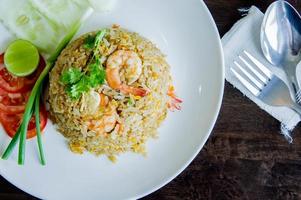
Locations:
60;30;107;100
1;21;82;165
4;39;40;76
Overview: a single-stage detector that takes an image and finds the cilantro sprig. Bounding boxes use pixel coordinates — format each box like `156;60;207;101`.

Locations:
88;58;106;87
61;59;106;99
83;35;95;49
60;29;107;100
60;67;82;84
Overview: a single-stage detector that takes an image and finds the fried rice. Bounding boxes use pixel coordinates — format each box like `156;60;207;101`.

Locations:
48;26;175;161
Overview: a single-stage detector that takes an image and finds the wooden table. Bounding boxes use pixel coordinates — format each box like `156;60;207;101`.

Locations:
1;1;301;199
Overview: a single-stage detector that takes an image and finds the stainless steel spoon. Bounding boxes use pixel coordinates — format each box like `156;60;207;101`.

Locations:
261;0;301;103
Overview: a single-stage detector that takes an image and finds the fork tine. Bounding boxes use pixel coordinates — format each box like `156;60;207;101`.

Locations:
296;91;301;102
231;67;260;96
243;50;273;79
238;55;268;84
234;61;264;89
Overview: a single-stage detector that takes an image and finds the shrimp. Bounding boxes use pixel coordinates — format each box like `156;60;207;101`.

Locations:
87;102;119;136
102;113;117;132
167;85;182;111
106;50;149;97
99;93;109;107
81;92;110;115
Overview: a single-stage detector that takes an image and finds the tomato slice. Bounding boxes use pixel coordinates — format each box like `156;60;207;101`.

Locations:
0;63;27;93
0;88;30;114
0;105;48;139
0;54;45;93
24;55;45;86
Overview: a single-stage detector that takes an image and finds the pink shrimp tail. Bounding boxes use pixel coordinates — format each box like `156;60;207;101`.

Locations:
167;86;182;111
120;85;149;97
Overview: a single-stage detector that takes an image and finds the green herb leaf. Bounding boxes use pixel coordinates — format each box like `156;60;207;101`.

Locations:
88;67;106;87
83;35;95;49
66;75;90;99
60;67;82;84
93;29;107;56
88;59;106;87
61;29;107;100
83;29;106;51
62;61;106;100
94;30;107;49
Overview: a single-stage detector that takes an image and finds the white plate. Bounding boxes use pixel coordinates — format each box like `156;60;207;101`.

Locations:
0;0;224;199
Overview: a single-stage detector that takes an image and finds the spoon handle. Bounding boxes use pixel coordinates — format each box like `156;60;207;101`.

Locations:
291;102;301;115
289;74;300;94
285;68;301;104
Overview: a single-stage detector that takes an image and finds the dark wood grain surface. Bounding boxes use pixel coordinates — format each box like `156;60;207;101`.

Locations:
2;1;301;200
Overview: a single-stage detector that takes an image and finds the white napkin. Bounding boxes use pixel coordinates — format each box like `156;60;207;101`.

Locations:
222;6;300;142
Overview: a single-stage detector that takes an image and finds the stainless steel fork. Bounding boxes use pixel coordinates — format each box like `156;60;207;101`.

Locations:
231;50;301;114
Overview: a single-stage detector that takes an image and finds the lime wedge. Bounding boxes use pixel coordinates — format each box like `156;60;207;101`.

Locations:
4;39;40;77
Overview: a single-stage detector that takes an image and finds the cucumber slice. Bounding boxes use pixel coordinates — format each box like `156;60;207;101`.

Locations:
0;0;94;57
88;0;117;12
4;39;40;77
29;0;90;28
0;0;63;54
